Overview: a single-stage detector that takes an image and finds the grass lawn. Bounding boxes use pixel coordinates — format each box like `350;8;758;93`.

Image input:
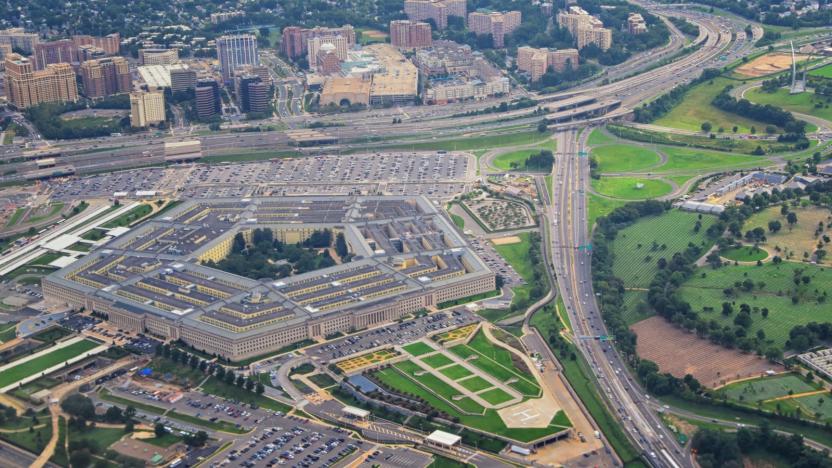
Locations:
809;63;832;79
374;363;563;441
457;376;493;392
5;208;25;227
655;146;763;173
720;245;768;262
200;377;292;413
718;373;819;404
588;194;626;230
450;213;465;230
99;388;165;415
0;339;99;387
307;373;337;389
655;76;777;133
166;410;248;434
479;388;514;405
147;356;206;388
376;130;549;153
422;353;454;368
679;262;832;348
591;144;661;173
26;203;64;224
101;204;152;228
745;86;832;122
69;426;127;452
491;148;550;172
491;231;545;307
439;364;474;380
403;341;434;357
591;177;673;200
611;210;718;289
11;376;59;400
450;331;540;397
67;242;91;252
0;422;51;454
744;205;831;261
0;321;17;343
588;128;616;146
30;252;64;266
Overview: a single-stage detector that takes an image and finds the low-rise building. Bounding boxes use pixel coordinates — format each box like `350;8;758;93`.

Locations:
139;48;179;65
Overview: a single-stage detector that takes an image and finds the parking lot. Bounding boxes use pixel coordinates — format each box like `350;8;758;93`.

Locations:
47;152;475;201
355;446;432;468
469;237;524;289
100;383;370;468
305;309;480;363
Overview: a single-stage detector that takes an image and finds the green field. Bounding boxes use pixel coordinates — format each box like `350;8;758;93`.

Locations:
719;373;819;404
373;361;569;442
479;388;514;405
375;130;549;153
4;208;25;227
450;330;540;397
655;146;763;172
609;210;718;323
491;149;546;171
439;364;474;380
491;231;543;307
388;361;485;414
101;204;152;228
0;322;18;343
745;87;832;123
458;376;493;392
679;262;832;347
0;339;99;387
422;353;454;368
403;341;435;356
588;128;616;146
656;76;777;133
591;144;662;173
809;63;832;79
69;426;127;452
200;377;292;413
591;177;673;200
588;194;626;230
721;245;768;262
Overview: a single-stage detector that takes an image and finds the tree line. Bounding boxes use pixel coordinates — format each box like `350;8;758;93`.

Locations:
693;424;831;468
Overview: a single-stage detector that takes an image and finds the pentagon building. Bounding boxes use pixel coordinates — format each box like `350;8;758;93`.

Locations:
43;196;495;360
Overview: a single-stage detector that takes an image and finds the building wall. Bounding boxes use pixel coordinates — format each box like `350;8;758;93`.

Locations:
216;35;258;81
4;54;79;109
140;49;179;65
130;91;165;127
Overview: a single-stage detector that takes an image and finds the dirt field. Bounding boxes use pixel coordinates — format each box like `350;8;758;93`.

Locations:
492;235;522;245
736;53;808;78
632;316;784;388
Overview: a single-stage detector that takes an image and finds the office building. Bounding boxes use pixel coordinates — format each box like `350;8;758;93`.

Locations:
170;67;197;92
415;41;509;104
33;40;78;70
628;13;648;35
467;10;521;48
4;54;78;109
195;78;221;120
557;6;612;51
0;28;39;53
404;0;466;30
315;45;343;75
390;20;433;49
42;196;495;361
280;25;356;60
79;57;131;98
235;74;270;114
129;91;165;127
140;48;179;65
72;33;120;56
137;64;188;89
216;34;258;81
517;46;579;81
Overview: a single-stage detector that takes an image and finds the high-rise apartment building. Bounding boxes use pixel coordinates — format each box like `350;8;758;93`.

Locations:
195;78;221;120
467;10;521;48
170;67;197;92
4;54;78;109
33;40;78;70
0;28;39;53
628;13;648;35
72;33;120;56
139;48;179;65
307;36;349;71
129;91;166;127
403;0;465;30
390;20;433;49
77;45;106;62
216;34;258;81
280;26;356;61
557;6;612;51
79;56;131;98
517;46;579;81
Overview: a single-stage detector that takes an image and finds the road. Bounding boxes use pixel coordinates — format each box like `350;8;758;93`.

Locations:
548;129;689;468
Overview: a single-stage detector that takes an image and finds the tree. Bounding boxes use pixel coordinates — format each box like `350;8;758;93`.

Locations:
236;374;245;388
787;211;798;228
701;121;712;132
104;406;123;423
215;366;226;381
70;449;92;468
185;430;208;447
256;382;265;395
537;120;548;133
154;423;167;438
768;220;782;233
721;302;733;316
61;394;95;422
245;378;255;392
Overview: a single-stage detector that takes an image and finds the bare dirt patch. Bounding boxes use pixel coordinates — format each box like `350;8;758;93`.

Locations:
632;316;784;388
491;235;522;245
736;53;808;78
